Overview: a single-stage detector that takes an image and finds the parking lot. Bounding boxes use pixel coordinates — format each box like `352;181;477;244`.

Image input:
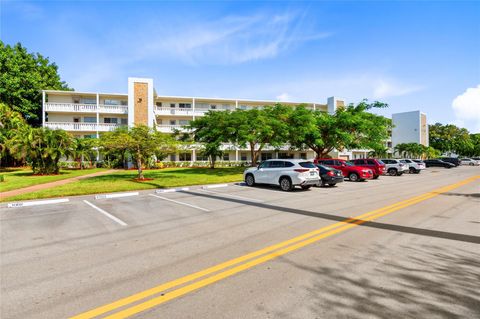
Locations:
1;166;479;319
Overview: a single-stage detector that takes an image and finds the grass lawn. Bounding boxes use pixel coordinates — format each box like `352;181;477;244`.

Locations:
2;167;245;202
0;168;107;193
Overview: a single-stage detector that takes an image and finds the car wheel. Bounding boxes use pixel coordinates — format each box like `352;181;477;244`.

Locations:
388;168;397;176
409;167;416;174
349;173;360;182
245;174;255;186
372;175;379;179
470;163;474;166
328;183;336;187
280;177;293;191
301;185;312;190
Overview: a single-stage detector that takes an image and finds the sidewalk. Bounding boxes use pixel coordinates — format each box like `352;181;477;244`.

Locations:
1;169;116;199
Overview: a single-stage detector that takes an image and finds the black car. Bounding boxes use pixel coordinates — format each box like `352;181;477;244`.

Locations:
438;157;460;166
315;164;344;186
423;159;455;168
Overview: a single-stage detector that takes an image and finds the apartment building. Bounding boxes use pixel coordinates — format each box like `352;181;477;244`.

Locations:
391;111;429;150
42;77;398;161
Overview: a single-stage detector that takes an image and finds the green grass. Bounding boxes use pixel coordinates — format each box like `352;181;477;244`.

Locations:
2;167;245;202
0;168;107;193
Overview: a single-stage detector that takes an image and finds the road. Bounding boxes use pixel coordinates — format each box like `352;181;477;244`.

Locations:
1;166;479;319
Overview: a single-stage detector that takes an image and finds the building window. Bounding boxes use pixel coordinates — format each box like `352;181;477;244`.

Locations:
179;120;190;125
84;117;96;123
179;103;192;108
82;98;96;104
300;153;307;160
210;104;217;110
170;154;176;161
223;153;230;161
240;105;247;110
120;118;128;125
222;104;230;110
278;153;294;159
261;153;273;161
104;118;118;124
170;120;176;125
156;102;162;107
104;99;120;105
196;154;208;161
179;153;192;161
240;152;247;161
170;103;176;108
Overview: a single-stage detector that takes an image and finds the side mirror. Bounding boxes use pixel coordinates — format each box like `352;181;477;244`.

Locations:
341;163;346;167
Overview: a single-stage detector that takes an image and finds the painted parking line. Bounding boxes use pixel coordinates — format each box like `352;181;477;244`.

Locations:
7;198;69;208
70;174;480;319
201;184;229;189
156;188;190;193
148;194;210;212
83;200;128;226
199;189;264;203
95;192;139;200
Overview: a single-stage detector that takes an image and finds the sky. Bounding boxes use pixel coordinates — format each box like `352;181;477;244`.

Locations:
1;0;479;132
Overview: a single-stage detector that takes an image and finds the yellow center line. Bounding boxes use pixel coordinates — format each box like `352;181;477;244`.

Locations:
71;175;480;319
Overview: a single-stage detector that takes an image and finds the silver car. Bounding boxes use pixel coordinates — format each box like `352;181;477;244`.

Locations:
244;159;320;191
400;159;424;173
380;159;409;176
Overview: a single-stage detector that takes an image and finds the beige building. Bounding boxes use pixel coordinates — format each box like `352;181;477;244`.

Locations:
42;77;397;162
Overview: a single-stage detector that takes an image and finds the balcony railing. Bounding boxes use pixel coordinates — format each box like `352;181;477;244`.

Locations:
154;107;225;116
156;125;191;133
45;103;128;114
45;122;123;132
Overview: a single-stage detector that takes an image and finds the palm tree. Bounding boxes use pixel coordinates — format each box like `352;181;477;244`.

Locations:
72;137;96;169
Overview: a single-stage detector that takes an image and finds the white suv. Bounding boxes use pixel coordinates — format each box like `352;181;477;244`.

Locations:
243;159;320;191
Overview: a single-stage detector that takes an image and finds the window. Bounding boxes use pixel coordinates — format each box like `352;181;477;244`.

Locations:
356;159;366;165
261;153;273;161
82;98;96;104
170;103;176;108
84;134;96;139
84;117;96;123
156;102;162;107
284;162;295;167
223;153;230;161
269;161;284;168
278;153;294;159
179;103;192;108
299;162;316;168
170;120;176;125
258;161;270;169
222;104;231;110
104;99;120;105
322;160;335;165
104;118;118;124
179;153;192;161
196;154;208;161
210;104;217;110
367;160;376;165
300;153;307;160
120;100;127;106
240;152;247;161
120;118;128;125
179;120;190;125
170;154;176;161
240;105;247;110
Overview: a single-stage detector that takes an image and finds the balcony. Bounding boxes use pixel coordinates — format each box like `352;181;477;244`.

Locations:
45;122;124;132
154;107;224;117
156;125;191;133
45;103;128;114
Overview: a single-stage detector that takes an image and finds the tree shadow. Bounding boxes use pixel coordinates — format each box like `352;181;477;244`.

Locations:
438;192;480;198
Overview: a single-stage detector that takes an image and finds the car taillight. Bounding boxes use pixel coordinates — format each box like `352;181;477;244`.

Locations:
294;169;310;173
327;171;335;176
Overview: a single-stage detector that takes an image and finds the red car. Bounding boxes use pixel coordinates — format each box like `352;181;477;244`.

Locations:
352;158;385;179
314;158;374;182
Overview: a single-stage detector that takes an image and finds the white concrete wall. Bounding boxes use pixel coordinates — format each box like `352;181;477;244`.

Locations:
392;111;421;148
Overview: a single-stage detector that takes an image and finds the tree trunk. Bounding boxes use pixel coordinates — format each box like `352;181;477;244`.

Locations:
250;142;256;166
137;150;144;179
209;156;216;169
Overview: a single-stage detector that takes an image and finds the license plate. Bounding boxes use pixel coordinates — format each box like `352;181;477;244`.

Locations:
310;171;315;176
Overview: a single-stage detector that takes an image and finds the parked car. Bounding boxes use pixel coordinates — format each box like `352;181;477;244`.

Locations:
352;159;385;179
399;159;424;173
314;158;373;182
460;158;479;166
438;157;460;167
423;159;455;168
315;164;344;187
243;159;320;191
379;159;408;176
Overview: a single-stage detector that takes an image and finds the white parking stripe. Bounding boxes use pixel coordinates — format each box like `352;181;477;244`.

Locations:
148;194;210;212
95;192;139;199
200;189;264;203
201;184;229;189
83;200;127;226
7;198;69;208
156;188;190;193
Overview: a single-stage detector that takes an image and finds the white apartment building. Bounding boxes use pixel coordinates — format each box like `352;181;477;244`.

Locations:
392;111;429;150
42;77;398;162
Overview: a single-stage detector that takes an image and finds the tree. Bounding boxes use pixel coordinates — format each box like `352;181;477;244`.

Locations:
230;104;292;165
0;103;28;166
100;125;177;179
72;137;97;169
7;127;74;174
428;123;472;155
0;41;71;125
289;100;391;158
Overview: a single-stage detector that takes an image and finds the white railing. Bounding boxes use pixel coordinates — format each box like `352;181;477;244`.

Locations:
45;103;128;114
156;125;191;133
155;107;195;116
99;104;128;114
45;122;123;132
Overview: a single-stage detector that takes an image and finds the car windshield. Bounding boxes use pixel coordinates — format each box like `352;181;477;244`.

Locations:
377;160;385;165
299;161;315;168
345;161;354;166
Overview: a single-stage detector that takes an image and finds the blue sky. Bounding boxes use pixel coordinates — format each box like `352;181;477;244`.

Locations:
2;0;479;132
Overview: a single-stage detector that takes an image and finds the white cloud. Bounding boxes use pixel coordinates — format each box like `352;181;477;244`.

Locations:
452;85;480;132
373;79;423;99
276;93;292;102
